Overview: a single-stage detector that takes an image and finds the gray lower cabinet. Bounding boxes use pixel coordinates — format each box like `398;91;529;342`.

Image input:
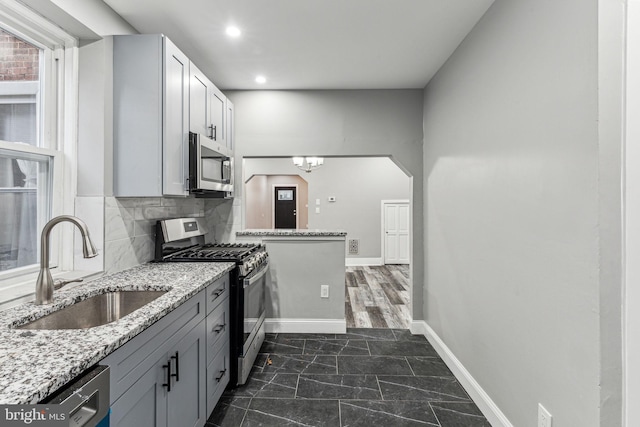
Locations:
102;273;231;427
110;321;205;427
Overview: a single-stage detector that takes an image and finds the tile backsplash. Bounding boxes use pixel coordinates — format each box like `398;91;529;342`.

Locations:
104;197;205;274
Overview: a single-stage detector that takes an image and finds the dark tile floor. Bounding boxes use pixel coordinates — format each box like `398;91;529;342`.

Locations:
207;328;491;426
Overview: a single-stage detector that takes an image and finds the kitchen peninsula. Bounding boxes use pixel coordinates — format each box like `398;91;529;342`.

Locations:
237;230;347;333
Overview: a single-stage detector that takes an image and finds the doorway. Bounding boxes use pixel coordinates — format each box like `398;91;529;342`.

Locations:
274;186;297;229
382;200;410;264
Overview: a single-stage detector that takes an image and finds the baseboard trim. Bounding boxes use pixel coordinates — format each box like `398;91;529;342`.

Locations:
264;318;347;334
345;257;383;266
411;320;513;427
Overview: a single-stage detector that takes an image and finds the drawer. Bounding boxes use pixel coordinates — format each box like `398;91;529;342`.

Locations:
206;296;229;364
206;341;230;415
206;273;230;314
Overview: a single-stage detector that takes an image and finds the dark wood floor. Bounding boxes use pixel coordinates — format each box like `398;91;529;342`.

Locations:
345;265;411;329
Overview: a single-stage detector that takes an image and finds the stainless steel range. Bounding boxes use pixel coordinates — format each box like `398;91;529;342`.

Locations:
155;218;268;386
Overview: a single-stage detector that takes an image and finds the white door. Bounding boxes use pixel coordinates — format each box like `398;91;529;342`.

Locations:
383;202;410;264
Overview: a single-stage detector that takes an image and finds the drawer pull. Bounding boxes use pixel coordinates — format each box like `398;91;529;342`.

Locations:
213;323;226;333
171;351;180;382
216;369;227;382
211;288;225;300
162;361;172;392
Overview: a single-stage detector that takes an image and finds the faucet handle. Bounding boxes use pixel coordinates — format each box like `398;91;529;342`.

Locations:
53;278;83;290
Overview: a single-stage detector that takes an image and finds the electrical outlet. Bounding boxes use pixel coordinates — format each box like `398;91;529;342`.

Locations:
320;285;329;298
538;404;552;427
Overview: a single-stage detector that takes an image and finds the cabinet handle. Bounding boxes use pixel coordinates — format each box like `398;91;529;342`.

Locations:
171;351;180;382
216;369;227;382
211;288;224;300
213;323;226;333
162;361;172;392
208;124;217;140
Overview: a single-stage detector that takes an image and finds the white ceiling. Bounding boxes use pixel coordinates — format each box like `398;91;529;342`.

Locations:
103;0;494;90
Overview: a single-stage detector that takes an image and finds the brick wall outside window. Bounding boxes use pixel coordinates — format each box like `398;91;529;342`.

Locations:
0;29;39;82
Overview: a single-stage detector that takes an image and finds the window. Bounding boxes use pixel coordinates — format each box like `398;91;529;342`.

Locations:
0;1;77;284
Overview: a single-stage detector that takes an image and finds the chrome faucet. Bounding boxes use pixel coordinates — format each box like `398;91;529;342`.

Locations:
35;215;98;305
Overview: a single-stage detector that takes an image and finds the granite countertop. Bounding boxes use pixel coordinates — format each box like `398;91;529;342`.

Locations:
237;229;347;237
0;261;235;405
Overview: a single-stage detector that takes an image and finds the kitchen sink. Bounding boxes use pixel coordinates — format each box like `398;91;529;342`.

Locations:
16;290;168;330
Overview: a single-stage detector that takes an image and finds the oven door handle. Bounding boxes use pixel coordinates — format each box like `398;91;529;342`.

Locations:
243;263;268;288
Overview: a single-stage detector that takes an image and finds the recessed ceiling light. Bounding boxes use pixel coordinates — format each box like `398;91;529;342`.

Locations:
255;75;267;84
225;26;241;37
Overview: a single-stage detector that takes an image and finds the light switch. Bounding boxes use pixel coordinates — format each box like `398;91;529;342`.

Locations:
315;207;320;214
316;199;321;205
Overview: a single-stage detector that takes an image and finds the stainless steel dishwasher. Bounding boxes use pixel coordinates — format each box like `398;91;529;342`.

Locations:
41;365;110;427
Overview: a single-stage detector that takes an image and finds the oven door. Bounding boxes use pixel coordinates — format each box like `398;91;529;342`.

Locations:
242;262;267;356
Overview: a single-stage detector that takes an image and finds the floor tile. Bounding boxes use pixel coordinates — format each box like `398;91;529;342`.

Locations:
342;328;396;341
206;396;250;427
407;357;454;377
259;354;337;374
278;333;337;340
242;398;340;427
303;339;370;356
296;374;382;399
224;373;299;398
338;355;413;375
340;400;440;427
430;402;491;427
368;340;438;357
210;328;490;426
377;376;471;402
391;329;430;342
259;337;305;354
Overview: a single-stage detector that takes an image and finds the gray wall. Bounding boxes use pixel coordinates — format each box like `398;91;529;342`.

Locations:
243;157;411;260
422;1;601;426
227;90;424;318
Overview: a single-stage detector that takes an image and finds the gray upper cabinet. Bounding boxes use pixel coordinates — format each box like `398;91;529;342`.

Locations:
189;64;210;138
190;61;227;148
225;99;234;151
113;34;190;197
210;84;226;147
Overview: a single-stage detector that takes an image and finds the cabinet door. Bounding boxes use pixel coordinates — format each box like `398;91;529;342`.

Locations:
209;84;226;147
110;356;168;427
206;342;230;416
190;64;210;137
163;37;190;196
167;320;207;427
225;99;234;151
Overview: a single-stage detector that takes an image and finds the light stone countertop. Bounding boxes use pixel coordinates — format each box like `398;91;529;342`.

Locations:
0;261;235;405
237;229;347;237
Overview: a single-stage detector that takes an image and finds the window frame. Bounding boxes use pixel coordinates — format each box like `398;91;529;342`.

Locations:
0;0;79;286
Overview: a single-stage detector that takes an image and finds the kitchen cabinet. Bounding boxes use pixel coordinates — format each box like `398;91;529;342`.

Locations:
104;289;206;427
226;99;235;151
110;322;206;427
205;274;230;414
102;272;231;426
190;62;227;148
113;34;190;197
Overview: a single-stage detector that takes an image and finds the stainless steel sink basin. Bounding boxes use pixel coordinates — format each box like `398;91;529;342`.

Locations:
17;290;167;330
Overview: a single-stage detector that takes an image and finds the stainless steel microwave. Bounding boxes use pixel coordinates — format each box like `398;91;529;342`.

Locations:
188;132;233;198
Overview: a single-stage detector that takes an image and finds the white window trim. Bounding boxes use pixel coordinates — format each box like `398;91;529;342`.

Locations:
0;1;80;299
